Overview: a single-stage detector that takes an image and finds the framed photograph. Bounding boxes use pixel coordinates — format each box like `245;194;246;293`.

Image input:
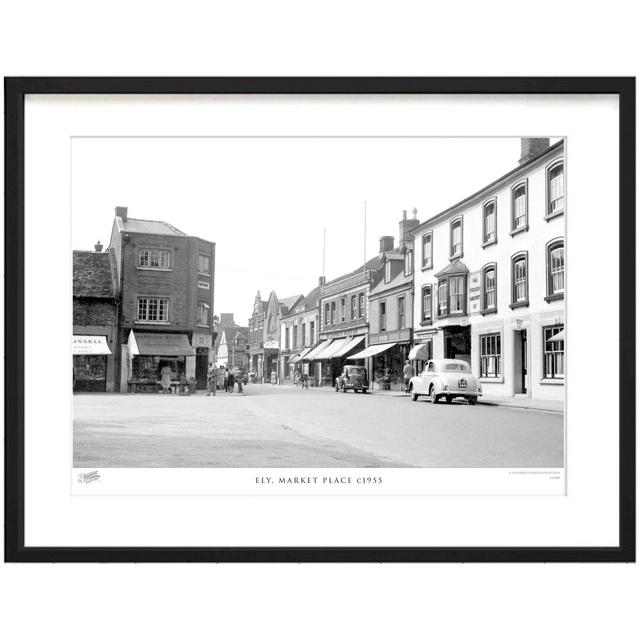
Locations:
4;77;635;562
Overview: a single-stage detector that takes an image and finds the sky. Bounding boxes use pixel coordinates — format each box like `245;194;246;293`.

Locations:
72;136;539;325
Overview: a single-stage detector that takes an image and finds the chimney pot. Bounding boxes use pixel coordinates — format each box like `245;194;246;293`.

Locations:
94;240;103;252
379;235;394;254
319;276;326;286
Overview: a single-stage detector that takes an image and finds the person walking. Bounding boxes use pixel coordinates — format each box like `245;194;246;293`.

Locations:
227;368;236;393
403;360;414;394
160;363;173;394
206;364;217;396
270;369;277;385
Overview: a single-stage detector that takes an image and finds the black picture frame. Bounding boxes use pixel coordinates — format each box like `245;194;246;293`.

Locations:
4;77;635;563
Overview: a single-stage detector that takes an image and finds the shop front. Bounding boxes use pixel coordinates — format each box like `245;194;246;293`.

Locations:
123;331;196;393
73;335;113;392
347;342;404;390
409;333;435;374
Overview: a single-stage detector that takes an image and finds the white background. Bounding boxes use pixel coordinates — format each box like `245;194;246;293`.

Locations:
1;1;638;639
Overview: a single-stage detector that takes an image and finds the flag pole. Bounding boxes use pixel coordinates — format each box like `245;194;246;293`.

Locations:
363;200;367;275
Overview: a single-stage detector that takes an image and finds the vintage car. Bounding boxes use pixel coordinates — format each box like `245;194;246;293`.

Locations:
408;358;482;404
231;365;249;385
335;365;369;393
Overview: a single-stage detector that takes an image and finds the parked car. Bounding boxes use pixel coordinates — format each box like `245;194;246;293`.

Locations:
408;359;482;404
335;365;369;393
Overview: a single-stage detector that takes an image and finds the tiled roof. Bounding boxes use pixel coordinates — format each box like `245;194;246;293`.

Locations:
303;285;322;311
435;259;469;278
325;255;382;286
279;294;304;312
369;269;413;297
121;218;187;236
73;251;116;298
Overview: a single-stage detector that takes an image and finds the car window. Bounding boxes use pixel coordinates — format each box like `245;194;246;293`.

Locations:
426;362;435;372
443;363;469;372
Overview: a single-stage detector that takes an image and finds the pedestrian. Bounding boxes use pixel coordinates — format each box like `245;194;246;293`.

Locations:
403;360;414;394
223;367;230;392
206;364;217;396
160;363;173;394
271;369;277;385
227;368;236;393
301;372;309;390
236;374;244;395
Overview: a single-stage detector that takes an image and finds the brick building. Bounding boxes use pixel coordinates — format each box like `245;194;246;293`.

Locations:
73;245;118;392
109;207;216;392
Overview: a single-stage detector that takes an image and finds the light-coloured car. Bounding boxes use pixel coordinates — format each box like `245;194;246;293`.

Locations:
408;359;482;404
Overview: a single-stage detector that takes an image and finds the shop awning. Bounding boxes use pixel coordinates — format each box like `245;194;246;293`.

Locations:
347;342;397;360
409;344;431;360
128;331;195;356
332;335;365;359
315;338;348;359
264;339;280;350
73;335;112;355
548;329;565;342
289;347;312;364
303;339;332;361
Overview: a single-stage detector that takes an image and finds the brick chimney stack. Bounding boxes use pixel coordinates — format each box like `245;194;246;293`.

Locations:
519;138;550;164
115;206;128;221
398;208;420;245
94;240;103;252
379;236;394;255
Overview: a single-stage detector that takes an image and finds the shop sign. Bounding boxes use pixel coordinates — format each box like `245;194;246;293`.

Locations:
468;271;481;314
192;334;212;348
72;335;111;355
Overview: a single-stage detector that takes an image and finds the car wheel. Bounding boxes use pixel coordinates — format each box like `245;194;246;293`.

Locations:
445;396;453;404
411;392;418;402
362;389;367;394
468;396;478;405
430;386;439;404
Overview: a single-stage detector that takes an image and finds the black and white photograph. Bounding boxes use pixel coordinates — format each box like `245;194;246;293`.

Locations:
72;135;565;473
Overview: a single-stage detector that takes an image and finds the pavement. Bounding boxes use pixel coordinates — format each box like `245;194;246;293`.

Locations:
74;384;564;469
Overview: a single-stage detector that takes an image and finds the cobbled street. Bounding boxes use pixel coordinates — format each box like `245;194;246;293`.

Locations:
74;385;564;468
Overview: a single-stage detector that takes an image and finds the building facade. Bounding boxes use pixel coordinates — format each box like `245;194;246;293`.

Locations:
411;138;565;402
110;207;216;392
72;246;119;392
306;257;382;386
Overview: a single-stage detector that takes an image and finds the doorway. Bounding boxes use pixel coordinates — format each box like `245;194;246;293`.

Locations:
513;329;528;394
444;326;471;365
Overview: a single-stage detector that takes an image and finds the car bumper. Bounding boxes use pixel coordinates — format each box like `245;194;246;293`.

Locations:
441;389;481;398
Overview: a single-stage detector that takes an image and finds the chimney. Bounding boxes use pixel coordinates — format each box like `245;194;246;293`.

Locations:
379;236;394;255
94;240;103;252
115;206;128;220
318;276;326;287
519;138;550;164
398;208;420;245
220;312;235;326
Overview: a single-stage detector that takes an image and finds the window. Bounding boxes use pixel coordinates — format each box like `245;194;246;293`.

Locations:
137;297;169;322
450;217;463;258
351;295;357;320
543;325;565;379
511;182;528;232
422;232;432;269
301;324;306;346
198;280;210;289
398;296;406;329
198;254;210;274
197;301;210;326
421;285;432;323
359;292;365;317
340;297;346;322
449;276;465;313
482;200;497;245
384;260;391;283
310;321;315;344
480;334;501;378
547;161;564;217
546;239;565;300
511;253;529;307
330;301;336;325
285;327;290;350
482;265;497;312
292;325;297;348
438;280;448;316
404;250;413;276
379;301;387;331
324;303;330;327
138;249;170;269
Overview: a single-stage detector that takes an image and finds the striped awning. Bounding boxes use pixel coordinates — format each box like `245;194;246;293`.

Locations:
128;331;195;356
302;339;332;361
314;338;348;359
332;335;365;358
264;339;280;350
289;346;312;364
347;342;397;360
409;344;431;360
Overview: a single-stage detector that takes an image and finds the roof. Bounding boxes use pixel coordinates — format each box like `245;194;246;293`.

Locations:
435;259;469;278
73;251;116;298
279;294;304;312
304;285;322;311
413;139;565;234
325;255;383;286
121;217;187;237
369;269;413;297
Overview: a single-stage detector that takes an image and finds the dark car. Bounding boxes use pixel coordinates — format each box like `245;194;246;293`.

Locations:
335;365;369;393
232;366;249;385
